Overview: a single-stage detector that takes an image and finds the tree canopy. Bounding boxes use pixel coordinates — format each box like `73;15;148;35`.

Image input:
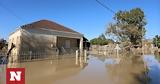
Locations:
153;35;160;48
106;8;146;46
0;38;7;50
90;34;113;45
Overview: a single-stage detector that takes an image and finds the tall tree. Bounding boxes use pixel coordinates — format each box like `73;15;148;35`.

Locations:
106;8;146;46
153;35;160;48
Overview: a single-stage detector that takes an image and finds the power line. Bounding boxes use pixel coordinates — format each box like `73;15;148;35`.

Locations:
0;2;26;23
96;0;115;14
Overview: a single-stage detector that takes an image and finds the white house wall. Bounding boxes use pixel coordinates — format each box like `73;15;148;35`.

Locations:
8;27;84;62
8;29;22;54
20;29;57;53
8;29;22;63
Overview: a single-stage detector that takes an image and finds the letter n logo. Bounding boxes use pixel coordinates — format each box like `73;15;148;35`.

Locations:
6;68;25;84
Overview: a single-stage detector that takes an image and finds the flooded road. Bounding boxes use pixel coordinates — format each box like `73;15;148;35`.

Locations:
1;54;160;84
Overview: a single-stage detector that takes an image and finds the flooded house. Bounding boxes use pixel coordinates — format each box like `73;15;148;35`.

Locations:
8;20;89;62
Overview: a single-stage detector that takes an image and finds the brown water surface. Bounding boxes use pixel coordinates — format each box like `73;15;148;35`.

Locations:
1;54;160;84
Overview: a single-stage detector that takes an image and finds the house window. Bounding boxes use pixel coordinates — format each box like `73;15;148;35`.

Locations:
65;40;70;48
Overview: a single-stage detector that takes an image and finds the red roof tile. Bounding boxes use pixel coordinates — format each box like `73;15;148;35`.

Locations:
21;20;80;34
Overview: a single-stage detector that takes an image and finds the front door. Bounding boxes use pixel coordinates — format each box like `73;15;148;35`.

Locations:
65;40;70;48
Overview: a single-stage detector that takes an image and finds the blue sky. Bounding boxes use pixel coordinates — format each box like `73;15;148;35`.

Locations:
0;0;160;40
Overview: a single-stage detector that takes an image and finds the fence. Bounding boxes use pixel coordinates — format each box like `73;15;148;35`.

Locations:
90;44;158;56
18;52;57;62
8;47;79;62
90;45;118;56
0;49;7;64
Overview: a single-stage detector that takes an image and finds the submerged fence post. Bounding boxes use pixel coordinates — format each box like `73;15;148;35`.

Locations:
29;51;32;61
84;50;87;63
115;44;121;58
76;50;79;65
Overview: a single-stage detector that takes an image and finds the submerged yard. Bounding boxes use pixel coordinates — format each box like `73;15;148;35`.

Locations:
0;54;160;84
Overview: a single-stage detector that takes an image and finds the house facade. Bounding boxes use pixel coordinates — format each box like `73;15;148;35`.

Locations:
8;20;86;62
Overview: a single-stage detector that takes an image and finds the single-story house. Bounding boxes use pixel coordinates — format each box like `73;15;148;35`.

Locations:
8;20;89;62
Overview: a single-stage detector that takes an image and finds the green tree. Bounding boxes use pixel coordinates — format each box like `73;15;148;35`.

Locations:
0;38;7;50
153;35;160;48
90;34;113;45
106;8;146;46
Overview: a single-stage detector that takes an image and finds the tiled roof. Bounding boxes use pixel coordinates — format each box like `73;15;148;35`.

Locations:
21;19;80;34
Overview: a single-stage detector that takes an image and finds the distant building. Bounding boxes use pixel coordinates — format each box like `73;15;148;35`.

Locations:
8;20;88;62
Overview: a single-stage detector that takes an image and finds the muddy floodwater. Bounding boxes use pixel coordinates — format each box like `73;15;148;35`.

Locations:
1;54;160;84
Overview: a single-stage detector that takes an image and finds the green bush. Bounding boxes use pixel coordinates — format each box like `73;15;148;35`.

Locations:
153;35;160;48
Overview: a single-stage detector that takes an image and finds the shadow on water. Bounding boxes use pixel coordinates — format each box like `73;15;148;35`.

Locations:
132;71;149;84
129;56;150;84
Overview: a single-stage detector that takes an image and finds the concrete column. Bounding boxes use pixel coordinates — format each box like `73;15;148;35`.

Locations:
75;50;79;65
54;36;59;56
116;49;119;58
84;50;87;63
54;36;57;46
79;37;83;57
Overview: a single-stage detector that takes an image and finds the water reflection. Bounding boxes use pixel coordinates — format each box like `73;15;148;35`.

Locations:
0;64;6;84
155;54;160;62
2;54;160;84
7;57;88;84
54;55;148;84
95;55;148;84
144;55;160;84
